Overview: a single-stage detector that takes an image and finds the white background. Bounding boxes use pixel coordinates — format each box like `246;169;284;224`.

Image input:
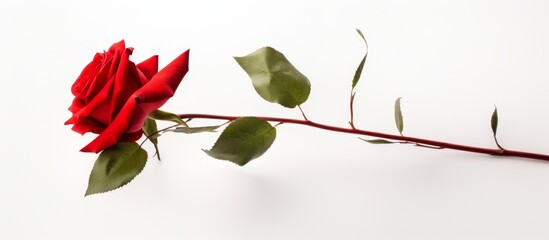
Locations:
2;0;549;239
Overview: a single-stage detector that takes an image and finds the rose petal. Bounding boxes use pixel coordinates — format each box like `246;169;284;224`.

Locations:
151;50;189;94
80;98;139;153
70;118;106;135
108;40;126;53
127;50;190;132
137;55;159;80
120;131;143;143
110;61;143;121
71;53;103;97
83;56;112;103
67;97;85;115
72;75;116;125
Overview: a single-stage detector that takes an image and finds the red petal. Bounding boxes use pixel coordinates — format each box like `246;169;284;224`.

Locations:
120;131;143;142
80;98;138;153
152;50;189;94
137;55;159;80
83;56;112;102
71;120;105;135
127;50;189;132
71;53;103;97
67;98;85;114
108;40;126;53
110;61;143;121
73;75;115;125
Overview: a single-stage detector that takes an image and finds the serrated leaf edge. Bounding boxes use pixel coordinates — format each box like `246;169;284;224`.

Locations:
203;117;276;166
85;143;148;196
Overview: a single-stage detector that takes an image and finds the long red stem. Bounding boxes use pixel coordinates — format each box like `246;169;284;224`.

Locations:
178;113;549;162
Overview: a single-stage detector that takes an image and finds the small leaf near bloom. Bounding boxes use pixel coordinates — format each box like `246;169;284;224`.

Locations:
143;118;161;160
85;142;147;196
148;109;190;130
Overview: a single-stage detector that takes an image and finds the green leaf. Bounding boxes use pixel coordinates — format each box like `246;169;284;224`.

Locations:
234;47;311;108
172;125;221;134
143;118;159;142
360;138;396;144
203;117;276;166
491;106;503;150
85;142;147;196
491;106;498;136
395;97;404;135
352;28;369;88
143;118;161;160
148;109;190;129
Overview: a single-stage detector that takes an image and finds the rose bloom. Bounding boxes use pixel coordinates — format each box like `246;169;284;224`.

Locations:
65;40;189;153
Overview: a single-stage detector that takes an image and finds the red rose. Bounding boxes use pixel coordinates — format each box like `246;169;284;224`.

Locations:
65;40;189;153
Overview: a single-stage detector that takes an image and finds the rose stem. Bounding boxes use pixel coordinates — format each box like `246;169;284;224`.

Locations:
178;113;549;162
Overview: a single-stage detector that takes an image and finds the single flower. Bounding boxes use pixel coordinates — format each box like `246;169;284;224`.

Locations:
65;40;189;153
